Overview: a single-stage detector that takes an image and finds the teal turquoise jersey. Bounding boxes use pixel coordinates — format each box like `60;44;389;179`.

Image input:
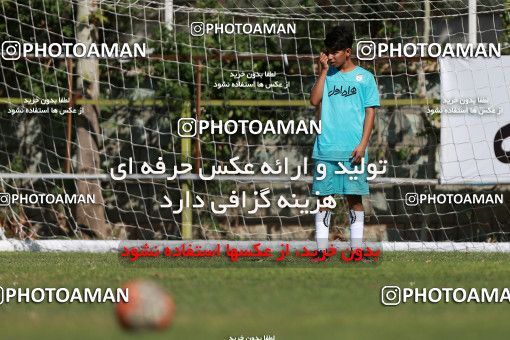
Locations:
312;65;380;161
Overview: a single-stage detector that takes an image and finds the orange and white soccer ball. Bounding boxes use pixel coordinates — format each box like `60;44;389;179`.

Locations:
115;280;175;330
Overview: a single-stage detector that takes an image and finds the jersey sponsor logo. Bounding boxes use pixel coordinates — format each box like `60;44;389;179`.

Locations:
327;84;357;98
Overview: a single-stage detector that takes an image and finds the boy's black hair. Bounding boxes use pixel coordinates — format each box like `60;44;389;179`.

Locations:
324;25;354;52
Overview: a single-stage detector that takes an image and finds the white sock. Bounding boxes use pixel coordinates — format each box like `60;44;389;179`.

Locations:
349;210;364;250
315;210;331;251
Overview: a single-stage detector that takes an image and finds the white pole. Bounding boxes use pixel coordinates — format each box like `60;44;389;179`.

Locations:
419;0;430;98
0;240;509;253
468;0;477;44
165;0;173;31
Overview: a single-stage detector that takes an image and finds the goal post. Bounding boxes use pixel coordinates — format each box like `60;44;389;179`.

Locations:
0;0;509;251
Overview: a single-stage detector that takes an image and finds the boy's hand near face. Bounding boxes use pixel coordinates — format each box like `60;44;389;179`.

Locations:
310;51;330;106
319;51;329;74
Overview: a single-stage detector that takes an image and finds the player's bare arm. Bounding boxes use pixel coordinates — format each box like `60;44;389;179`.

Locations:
351;107;376;164
310;52;329;106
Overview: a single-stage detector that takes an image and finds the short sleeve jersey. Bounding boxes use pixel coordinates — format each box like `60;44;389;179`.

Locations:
312;65;380;161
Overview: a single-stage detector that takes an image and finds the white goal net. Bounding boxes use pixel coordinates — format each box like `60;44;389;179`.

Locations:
0;0;509;250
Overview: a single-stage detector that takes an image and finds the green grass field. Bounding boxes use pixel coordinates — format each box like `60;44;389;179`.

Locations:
1;252;510;339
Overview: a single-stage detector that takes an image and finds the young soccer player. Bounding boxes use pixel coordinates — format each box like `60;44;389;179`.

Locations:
310;25;380;261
